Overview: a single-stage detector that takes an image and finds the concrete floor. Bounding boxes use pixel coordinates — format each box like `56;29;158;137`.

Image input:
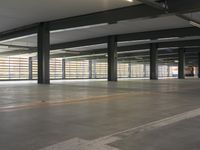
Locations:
0;79;200;150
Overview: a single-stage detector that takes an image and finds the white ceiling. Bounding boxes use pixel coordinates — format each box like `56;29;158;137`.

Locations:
0;0;139;32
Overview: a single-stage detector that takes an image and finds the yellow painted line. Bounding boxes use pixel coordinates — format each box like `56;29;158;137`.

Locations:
0;91;158;112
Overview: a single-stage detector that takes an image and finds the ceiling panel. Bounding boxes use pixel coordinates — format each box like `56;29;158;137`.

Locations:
0;0;139;32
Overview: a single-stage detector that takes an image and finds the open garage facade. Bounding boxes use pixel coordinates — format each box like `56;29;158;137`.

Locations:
0;57;197;80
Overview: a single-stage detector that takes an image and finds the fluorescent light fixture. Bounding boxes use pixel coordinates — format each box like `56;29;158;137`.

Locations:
63;43;106;50
174;60;179;63
0;45;9;49
118;39;150;45
0;34;36;43
190;21;200;28
65;53;105;59
158;37;179;41
51;23;108;33
126;0;134;2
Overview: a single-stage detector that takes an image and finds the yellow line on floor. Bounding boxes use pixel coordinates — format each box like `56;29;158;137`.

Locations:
0;91;157;112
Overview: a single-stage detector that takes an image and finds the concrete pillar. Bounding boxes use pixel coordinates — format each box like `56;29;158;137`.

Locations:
150;43;158;80
167;64;170;77
143;63;147;78
108;35;118;81
62;59;66;79
28;57;32;80
178;48;185;79
89;60;93;79
128;63;132;78
37;22;50;84
93;60;97;79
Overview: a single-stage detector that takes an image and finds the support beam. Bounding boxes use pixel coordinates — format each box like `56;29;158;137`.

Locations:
28;57;33;80
37;22;50;84
178;48;185;79
50;27;200;51
50;39;200;59
0;24;38;42
108;36;118;81
49;5;163;31
62;59;66;79
150;43;158;80
51;37;107;50
167;0;200;13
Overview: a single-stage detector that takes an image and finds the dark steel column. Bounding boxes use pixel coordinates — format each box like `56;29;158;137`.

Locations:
167;64;170;77
62;59;66;79
150;43;158;80
93;60;97;79
128;63;132;78
108;36;118;81
37;22;50;84
28;57;32;80
89;60;93;79
198;52;200;78
178;48;185;79
143;63;147;78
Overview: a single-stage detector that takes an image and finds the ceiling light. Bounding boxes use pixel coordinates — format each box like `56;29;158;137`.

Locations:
126;0;134;2
65;54;105;59
0;45;9;49
174;60;179;63
0;34;36;43
190;21;200;28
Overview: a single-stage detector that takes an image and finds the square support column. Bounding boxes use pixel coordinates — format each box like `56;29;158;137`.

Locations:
28;57;32;80
108;36;118;81
93;60;97;79
150;43;158;80
62;59;66;79
128;62;132;78
198;53;200;78
167;64;170;77
178;48;185;79
143;63;147;78
37;22;50;84
89;60;93;79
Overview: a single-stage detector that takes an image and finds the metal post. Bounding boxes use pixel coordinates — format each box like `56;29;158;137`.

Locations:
150;43;158;80
167;64;171;77
108;35;118;81
62;59;66;79
93;60;97;79
28;57;32;80
89;60;93;79
198;53;200;78
128;62;132;78
143;63;147;78
37;22;50;84
178;48;185;79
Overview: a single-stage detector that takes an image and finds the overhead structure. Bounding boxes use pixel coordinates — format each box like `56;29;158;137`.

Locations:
0;0;199;83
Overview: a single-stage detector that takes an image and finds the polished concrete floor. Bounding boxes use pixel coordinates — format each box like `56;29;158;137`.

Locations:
0;79;200;150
